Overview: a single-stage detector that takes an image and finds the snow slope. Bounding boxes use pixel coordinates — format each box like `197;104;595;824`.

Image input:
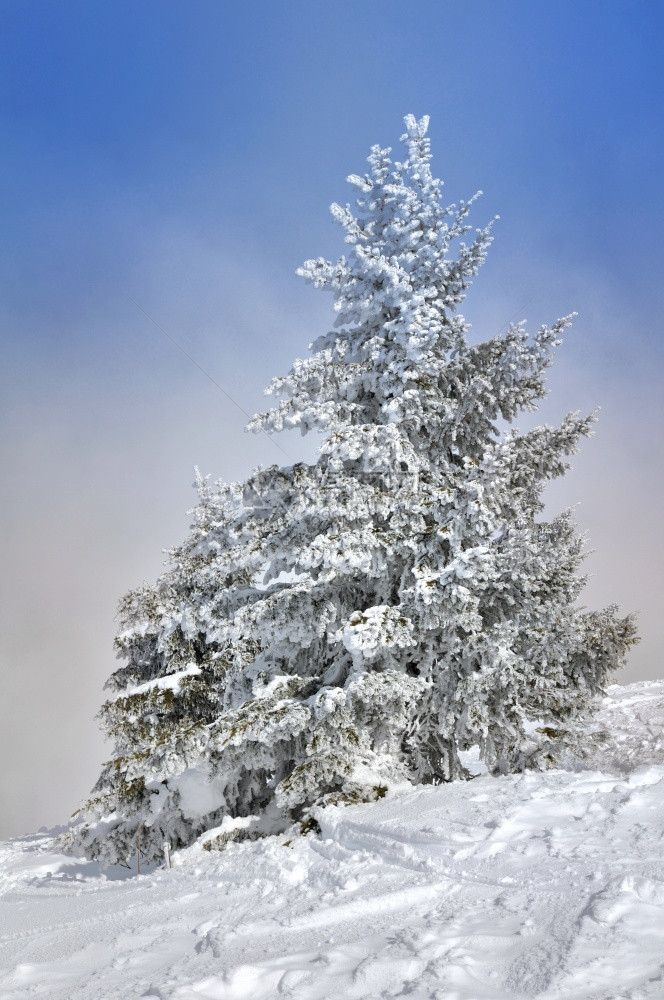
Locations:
1;681;663;1000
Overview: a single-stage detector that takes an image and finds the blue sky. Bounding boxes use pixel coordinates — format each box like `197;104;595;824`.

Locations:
1;1;663;838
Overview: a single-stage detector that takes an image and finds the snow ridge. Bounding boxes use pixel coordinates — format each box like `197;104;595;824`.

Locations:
1;681;662;999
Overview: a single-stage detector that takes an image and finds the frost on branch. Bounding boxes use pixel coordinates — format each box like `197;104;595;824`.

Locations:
64;116;638;866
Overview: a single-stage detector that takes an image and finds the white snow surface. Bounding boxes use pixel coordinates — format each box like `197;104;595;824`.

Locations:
1;681;663;1000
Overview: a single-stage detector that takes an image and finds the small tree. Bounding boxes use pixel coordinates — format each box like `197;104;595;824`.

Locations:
66;115;637;866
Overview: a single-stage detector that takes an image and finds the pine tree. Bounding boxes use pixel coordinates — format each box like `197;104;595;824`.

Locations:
65;115;637;867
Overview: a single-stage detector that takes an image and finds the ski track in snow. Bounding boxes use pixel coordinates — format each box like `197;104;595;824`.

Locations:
1;681;663;1000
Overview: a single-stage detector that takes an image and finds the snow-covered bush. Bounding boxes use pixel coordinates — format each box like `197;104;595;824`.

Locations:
65;115;637;866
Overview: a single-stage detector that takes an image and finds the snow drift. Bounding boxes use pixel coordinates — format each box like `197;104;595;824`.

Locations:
1;681;662;999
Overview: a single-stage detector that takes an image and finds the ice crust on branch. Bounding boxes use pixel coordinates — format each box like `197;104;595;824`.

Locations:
65;116;637;866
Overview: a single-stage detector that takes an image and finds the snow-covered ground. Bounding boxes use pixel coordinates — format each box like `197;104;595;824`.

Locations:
1;681;663;1000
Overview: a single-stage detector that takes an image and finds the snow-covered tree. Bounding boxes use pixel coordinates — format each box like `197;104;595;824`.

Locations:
66;115;637;866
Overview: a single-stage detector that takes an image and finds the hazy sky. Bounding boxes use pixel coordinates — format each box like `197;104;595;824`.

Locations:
1;1;663;840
